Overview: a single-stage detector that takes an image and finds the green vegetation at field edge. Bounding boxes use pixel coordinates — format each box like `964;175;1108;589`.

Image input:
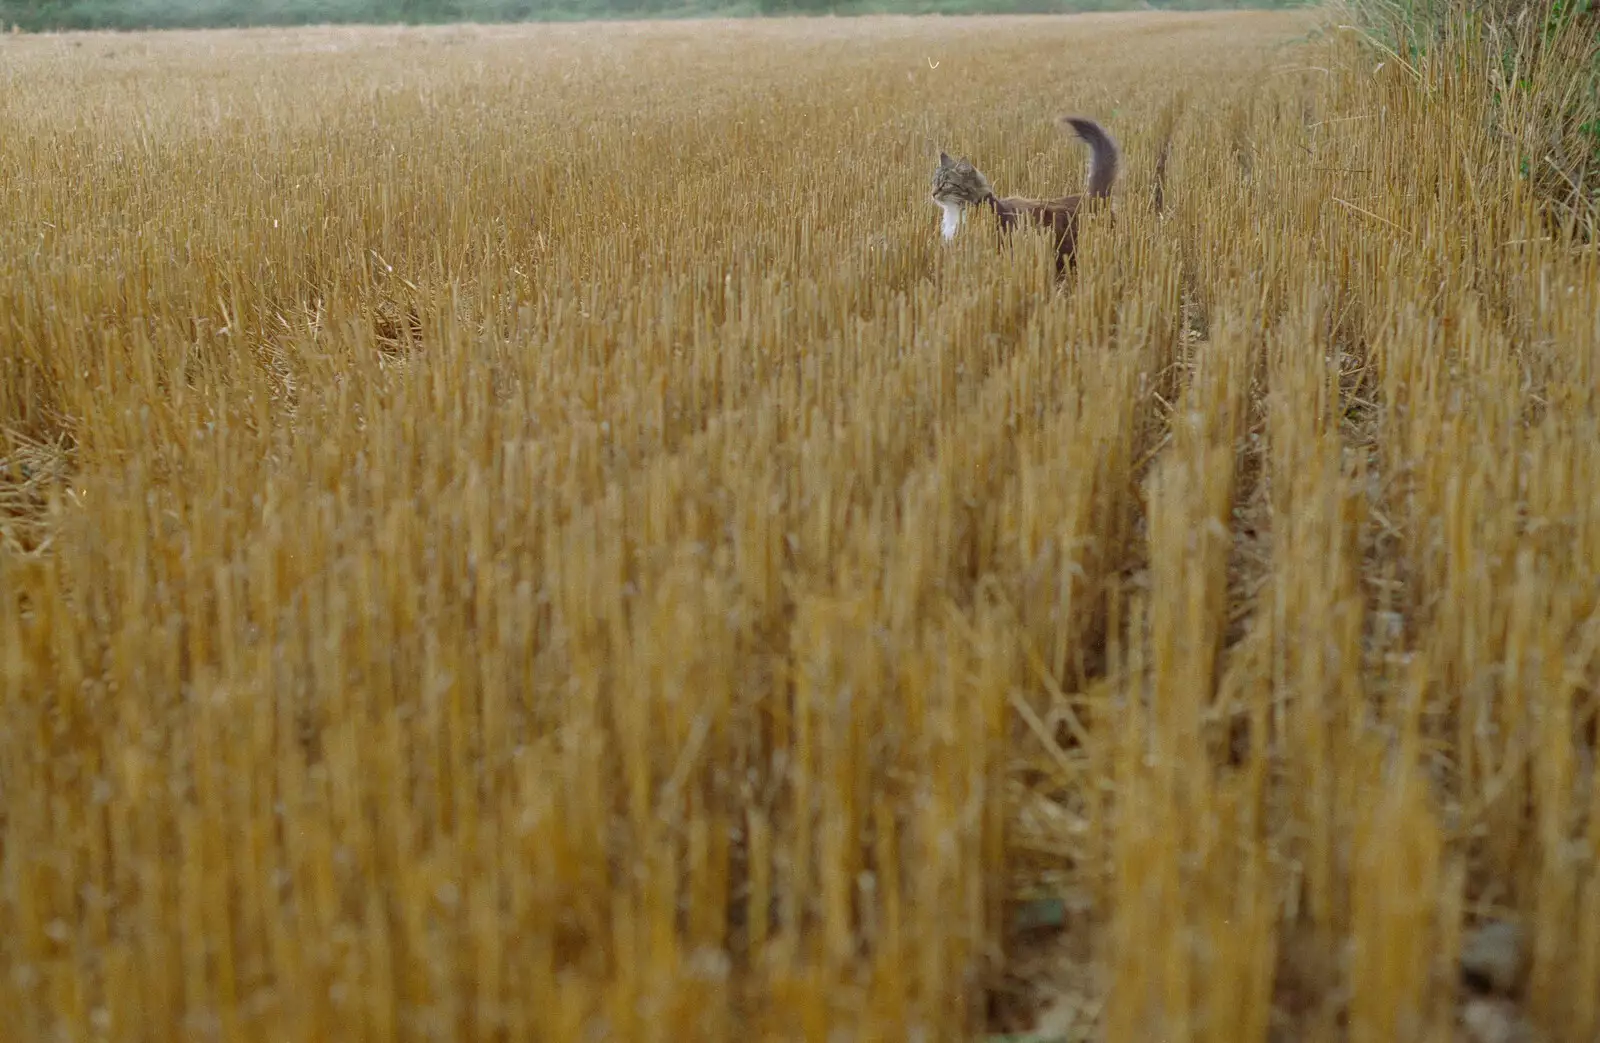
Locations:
1;0;1307;33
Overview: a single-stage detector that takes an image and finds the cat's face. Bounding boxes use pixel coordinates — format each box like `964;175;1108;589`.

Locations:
930;151;992;208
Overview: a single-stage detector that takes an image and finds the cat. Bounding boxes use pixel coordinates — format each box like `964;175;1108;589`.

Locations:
930;115;1120;277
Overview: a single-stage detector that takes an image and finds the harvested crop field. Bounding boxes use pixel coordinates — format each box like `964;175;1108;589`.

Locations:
2;9;1598;1043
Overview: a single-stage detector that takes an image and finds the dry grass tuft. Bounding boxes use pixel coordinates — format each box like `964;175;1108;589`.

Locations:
0;428;77;554
1;10;1597;1043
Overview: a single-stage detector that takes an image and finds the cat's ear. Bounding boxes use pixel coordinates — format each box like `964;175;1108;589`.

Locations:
938;150;953;168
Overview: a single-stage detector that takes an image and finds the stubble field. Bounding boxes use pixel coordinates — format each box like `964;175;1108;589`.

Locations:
2;10;1598;1043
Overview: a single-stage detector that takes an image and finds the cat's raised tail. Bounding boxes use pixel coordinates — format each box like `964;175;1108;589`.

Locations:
1058;116;1119;200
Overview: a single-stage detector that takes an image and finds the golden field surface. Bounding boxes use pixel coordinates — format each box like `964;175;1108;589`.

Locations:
2;9;1598;1042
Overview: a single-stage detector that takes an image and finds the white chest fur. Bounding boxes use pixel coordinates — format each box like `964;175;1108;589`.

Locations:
938;201;963;241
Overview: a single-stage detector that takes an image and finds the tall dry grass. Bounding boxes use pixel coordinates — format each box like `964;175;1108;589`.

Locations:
1;10;1596;1043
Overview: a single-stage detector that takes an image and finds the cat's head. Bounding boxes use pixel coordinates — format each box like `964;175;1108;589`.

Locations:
930;151;992;208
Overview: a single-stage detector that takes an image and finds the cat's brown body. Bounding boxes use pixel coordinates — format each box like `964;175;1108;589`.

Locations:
932;116;1119;277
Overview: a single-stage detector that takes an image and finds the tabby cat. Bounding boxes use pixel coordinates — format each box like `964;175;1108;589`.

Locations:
931;115;1119;277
